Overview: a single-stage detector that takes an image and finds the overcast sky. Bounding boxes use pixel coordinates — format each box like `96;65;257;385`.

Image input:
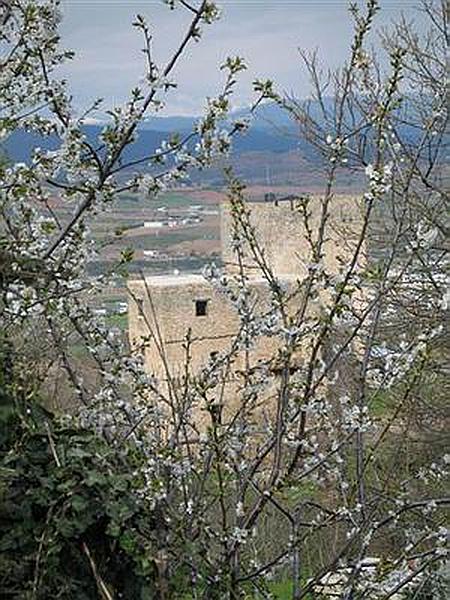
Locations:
60;0;420;117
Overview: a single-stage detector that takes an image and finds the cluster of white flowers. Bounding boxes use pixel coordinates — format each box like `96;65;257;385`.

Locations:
229;526;249;545
326;134;349;164
0;1;70;138
364;162;393;200
413;220;439;249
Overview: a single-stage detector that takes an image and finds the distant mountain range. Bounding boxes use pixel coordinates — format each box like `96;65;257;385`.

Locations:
1;102;307;165
1;100;423;187
140;102;297;133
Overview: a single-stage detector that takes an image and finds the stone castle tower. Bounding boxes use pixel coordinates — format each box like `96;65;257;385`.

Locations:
128;195;365;381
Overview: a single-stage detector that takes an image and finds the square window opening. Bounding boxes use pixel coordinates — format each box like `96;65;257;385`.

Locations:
195;299;208;317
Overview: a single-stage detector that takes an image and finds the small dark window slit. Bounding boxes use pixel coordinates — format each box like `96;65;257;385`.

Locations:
195;299;208;317
136;298;144;318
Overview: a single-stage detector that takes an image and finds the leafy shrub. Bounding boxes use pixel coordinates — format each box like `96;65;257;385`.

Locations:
0;398;159;598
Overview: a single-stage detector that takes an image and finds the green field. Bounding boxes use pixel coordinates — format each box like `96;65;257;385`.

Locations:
124;227;218;250
114;191;204;211
105;313;128;330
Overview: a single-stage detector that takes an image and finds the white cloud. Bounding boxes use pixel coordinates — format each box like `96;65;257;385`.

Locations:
59;0;418;116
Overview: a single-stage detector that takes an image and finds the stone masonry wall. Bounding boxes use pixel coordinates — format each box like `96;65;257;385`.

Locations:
128;275;302;379
221;195;366;279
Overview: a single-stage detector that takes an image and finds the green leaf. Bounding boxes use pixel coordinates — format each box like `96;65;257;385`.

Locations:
71;495;88;513
85;471;106;487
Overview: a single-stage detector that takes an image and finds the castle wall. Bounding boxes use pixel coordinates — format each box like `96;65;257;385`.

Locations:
128;275;300;380
221;195;367;279
128;275;234;378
